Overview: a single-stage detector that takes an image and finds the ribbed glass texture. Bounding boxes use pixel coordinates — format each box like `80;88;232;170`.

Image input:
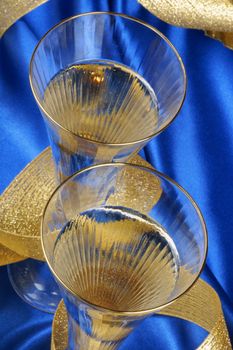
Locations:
42;163;207;350
8;12;185;315
30;13;186;183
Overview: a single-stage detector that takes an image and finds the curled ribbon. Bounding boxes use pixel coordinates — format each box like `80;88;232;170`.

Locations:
138;0;233;49
0;1;232;347
51;278;231;350
0;148;231;348
0;0;48;37
0;0;233;49
0;147;159;262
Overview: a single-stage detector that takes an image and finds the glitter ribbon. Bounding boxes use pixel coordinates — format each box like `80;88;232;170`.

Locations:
0;0;48;37
51;279;232;350
0;147;231;348
0;1;232;346
1;0;233;47
138;0;233;49
0;147;160;262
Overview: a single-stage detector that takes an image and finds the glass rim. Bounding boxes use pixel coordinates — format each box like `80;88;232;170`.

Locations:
41;162;208;317
29;11;187;147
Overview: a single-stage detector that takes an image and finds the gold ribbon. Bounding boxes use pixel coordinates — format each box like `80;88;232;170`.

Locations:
0;147;160;262
1;0;233;48
51;278;231;350
0;147;231;348
161;279;231;349
0;0;48;37
138;0;233;49
0;148;55;261
0;243;25;266
205;31;233;49
0;2;231;346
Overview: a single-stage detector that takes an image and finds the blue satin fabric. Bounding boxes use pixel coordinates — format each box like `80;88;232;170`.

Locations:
0;0;233;349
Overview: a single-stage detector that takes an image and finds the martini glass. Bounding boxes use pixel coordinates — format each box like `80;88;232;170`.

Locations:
8;12;186;313
42;163;207;349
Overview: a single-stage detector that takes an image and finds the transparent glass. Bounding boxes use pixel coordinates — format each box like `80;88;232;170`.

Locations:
30;12;186;184
8;12;186;313
42;163;207;350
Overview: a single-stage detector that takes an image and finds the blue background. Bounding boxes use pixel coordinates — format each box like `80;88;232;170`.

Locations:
0;0;233;348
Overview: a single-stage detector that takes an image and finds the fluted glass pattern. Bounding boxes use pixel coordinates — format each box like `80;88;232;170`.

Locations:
42;163;207;350
30;12;186;183
8;13;186;315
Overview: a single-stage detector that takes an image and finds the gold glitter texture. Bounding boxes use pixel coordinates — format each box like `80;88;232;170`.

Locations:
0;147;161;261
0;148;231;347
138;0;233;32
0;3;232;344
0;243;25;266
205;31;233;49
138;0;233;49
0;148;55;261
51;279;231;350
0;0;48;37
